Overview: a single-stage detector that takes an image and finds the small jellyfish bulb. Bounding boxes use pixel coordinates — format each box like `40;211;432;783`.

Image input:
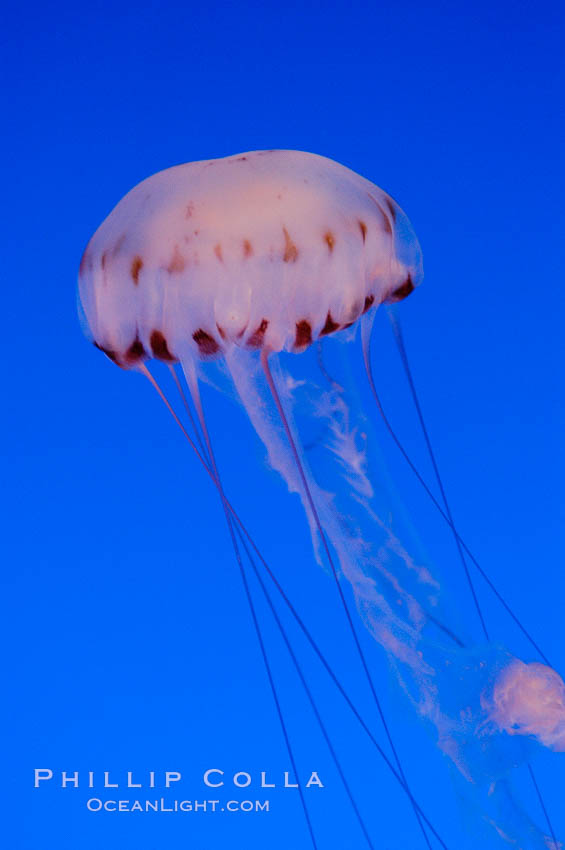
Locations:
486;659;565;751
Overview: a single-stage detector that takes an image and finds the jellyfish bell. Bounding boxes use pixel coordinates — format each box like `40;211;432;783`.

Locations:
77;148;425;618
78;149;422;368
483;659;565;752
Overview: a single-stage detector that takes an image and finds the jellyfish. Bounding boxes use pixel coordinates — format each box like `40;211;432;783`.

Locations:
78;150;563;849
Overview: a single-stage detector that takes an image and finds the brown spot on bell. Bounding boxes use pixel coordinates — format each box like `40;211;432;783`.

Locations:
125;337;147;364
358;221;367;243
295;320;312;348
193;329;220;356
167;245;186;274
324;231;335;253
243;239;253;258
93;341;121;366
388;274;415;303
150;330;177;362
131;255;143;284
282;227;299;262
319;312;340;336
247;319;269;349
362;294;375;313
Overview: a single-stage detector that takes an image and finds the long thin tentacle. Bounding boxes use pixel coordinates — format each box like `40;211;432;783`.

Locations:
360;319;551;667
185;368;320;850
236;524;377;849
388;311;488;640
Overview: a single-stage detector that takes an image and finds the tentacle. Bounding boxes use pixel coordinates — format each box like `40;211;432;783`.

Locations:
361;313;561;847
386;310;559;848
235;525;377;850
360;313;551;668
139;360;450;849
261;348;435;850
182;362;320;850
